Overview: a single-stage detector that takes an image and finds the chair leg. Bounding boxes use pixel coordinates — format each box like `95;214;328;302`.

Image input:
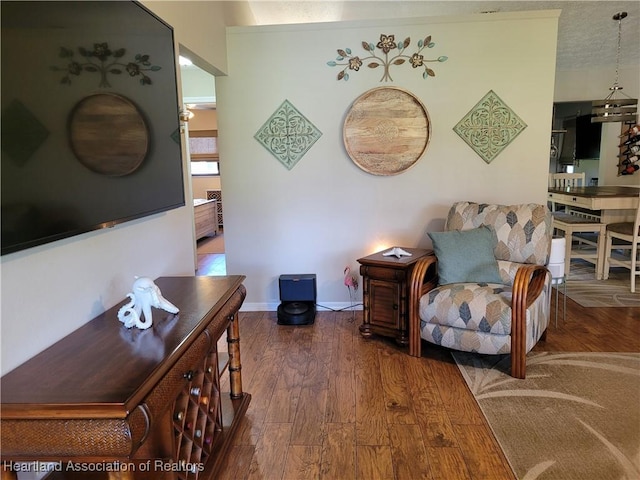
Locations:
603;232;613;280
631;242;638;293
563;227;572;279
510;349;526;379
595;225;605;280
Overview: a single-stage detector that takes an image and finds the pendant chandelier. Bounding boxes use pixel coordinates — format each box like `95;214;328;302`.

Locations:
592;12;638;123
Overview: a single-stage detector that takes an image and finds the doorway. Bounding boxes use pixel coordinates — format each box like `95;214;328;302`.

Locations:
179;52;226;275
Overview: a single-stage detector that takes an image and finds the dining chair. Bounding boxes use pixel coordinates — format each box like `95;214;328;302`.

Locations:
548;172;586;212
549;172;604;278
549;172;585;188
552;212;606;279
602;192;640;293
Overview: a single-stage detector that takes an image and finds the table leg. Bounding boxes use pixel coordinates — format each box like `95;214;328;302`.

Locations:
595;225;606;280
359;273;372;338
227;313;243;399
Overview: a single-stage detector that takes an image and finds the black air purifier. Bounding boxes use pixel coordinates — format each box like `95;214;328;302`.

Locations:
277;274;317;325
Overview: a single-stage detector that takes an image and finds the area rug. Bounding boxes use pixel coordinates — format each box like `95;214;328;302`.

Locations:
555;261;640;308
197;233;225;254
453;351;640;480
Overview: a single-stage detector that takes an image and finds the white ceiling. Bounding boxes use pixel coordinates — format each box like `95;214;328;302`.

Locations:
228;1;640;71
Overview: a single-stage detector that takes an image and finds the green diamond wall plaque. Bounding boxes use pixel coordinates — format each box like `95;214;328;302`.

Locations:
453;90;527;164
254;100;322;170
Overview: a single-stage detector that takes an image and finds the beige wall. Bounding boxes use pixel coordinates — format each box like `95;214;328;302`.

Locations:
218;11;560;310
142;0;230;75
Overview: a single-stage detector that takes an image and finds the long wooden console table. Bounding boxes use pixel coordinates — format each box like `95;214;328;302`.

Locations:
1;276;250;480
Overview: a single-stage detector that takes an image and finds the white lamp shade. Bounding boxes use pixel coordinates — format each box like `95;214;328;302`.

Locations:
549;237;566;264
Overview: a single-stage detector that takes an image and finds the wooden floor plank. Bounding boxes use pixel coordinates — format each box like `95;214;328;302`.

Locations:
453;424;515;480
326;314;357;423
264;336;308;423
282;445;322;480
426;446;473;480
290;340;332;445
426;352;485;427
355;339;390;446
215;445;255;480
232;342;281;446
378;348;417;425
403;354;460;448
388;423;432;480
246;422;292;480
356;445;395;480
320;423;356;479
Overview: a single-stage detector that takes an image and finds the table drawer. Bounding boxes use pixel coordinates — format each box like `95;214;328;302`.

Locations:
360;265;405;282
547;192;592;209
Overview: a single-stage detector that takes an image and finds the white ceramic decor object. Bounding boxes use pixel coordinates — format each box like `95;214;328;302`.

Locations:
118;277;179;329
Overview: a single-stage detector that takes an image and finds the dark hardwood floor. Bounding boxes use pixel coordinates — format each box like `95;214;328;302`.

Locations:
216;294;639;479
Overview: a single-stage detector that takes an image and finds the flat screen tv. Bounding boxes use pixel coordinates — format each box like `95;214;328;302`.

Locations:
575;114;602;160
1;1;185;255
558;114;602;163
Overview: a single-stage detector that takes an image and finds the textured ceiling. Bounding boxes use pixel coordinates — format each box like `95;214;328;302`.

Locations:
234;1;640;71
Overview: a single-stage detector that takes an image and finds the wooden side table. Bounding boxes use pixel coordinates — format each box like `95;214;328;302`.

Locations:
357;247;433;346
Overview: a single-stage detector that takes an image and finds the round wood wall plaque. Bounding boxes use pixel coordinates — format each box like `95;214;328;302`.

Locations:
343;87;430;175
69;93;149;176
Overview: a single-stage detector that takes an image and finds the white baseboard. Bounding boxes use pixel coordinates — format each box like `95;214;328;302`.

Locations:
240;302;363;312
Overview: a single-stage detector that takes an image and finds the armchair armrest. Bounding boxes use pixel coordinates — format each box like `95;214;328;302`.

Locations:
510;264;549;378
408;255;438;357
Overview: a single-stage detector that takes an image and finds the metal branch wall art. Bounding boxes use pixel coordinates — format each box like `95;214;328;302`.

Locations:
327;34;448;82
51;42;161;87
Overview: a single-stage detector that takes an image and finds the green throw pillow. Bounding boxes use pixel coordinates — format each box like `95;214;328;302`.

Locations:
428;226;503;285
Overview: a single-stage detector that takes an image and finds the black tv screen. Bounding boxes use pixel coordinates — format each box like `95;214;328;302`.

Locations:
575;114;602;160
1;1;185;255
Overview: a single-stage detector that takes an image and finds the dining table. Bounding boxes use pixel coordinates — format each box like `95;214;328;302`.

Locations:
547;185;640;223
547;185;639;280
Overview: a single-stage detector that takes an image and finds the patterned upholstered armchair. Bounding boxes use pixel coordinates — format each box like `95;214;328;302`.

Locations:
408;202;552;378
